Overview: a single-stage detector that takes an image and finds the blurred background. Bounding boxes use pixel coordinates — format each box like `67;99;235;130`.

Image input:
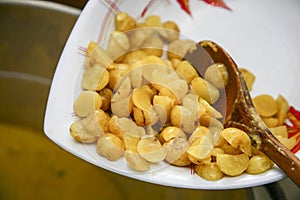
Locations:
0;0;299;199
47;0;87;8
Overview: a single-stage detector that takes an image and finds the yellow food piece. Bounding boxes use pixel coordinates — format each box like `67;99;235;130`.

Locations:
145;15;162;27
81;64;109;91
114;12;136;32
253;94;278;117
276;136;298;150
164;137;190;166
88;42;113;68
108;63;130;89
187;131;213;161
160;21;180;43
170;105;198;134
132;85;156;112
216;154;249;176
140;36;163;57
70;110;109;143
262;117;279;128
220;128;251;156
276;95;289;125
191;77;220;104
106;31;130;61
269;125;288;138
194;163;224;181
153;95;176;121
240;68;255;91
111;93;133;117
246;155;274;174
204;63;229;89
188;126;210;144
167;39;196;60
96;133;125;161
175;60;199;83
73;91;102;117
124;150;150;172
99;88;113;111
70;121;98;143
137;135;166;163
160;126;187;142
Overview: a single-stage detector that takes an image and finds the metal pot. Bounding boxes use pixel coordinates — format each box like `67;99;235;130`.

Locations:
0;1;298;199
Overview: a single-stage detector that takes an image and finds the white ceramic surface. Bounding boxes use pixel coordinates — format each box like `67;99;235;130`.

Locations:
44;0;300;189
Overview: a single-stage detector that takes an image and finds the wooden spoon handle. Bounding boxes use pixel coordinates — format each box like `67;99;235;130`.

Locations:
260;129;300;187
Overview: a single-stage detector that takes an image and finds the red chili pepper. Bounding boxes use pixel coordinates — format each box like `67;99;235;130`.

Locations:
177;0;192;16
291;142;300;154
288;112;300;128
290;106;300;120
203;0;232;11
289;130;300;138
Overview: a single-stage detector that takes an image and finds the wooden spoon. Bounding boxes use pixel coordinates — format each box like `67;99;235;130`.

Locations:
185;40;300;187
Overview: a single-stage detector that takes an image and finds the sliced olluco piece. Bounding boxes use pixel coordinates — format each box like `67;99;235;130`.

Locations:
132;85;156;112
191;77;220;105
164;137;190;165
111;93;133;117
204;63;228;89
81;64;109;91
170;105;198;134
137;135;166;163
73;91;102;117
87;41;112;68
111;76;132;102
106;31;130;61
96;133;125;161
125;150;150;172
220;128;252;156
216;153;249;176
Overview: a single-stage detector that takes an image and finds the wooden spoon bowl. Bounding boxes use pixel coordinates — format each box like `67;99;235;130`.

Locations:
185;40;300;187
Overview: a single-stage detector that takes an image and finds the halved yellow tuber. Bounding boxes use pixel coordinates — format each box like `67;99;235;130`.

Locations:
137;135;166;163
164;137;190;166
220;128;251;156
187;130;213;161
81;64;109;91
125;150;150;172
167;39;196;60
175;60;199;83
194;163;224;181
111;93;133;117
73;91;102;117
170;105;199;134
160;126;187;142
140;36;164;57
153;95;176;121
132;85;156;112
204;63;229;89
88;41;113;68
253;94;278;117
191;77;220;104
188;126;210;144
216;153;249;176
276;95;290;125
246;155;274;174
114;12;136;32
159;21;180;43
96;133;125;161
106;31;130;61
111;76;132;102
240;68;256;91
